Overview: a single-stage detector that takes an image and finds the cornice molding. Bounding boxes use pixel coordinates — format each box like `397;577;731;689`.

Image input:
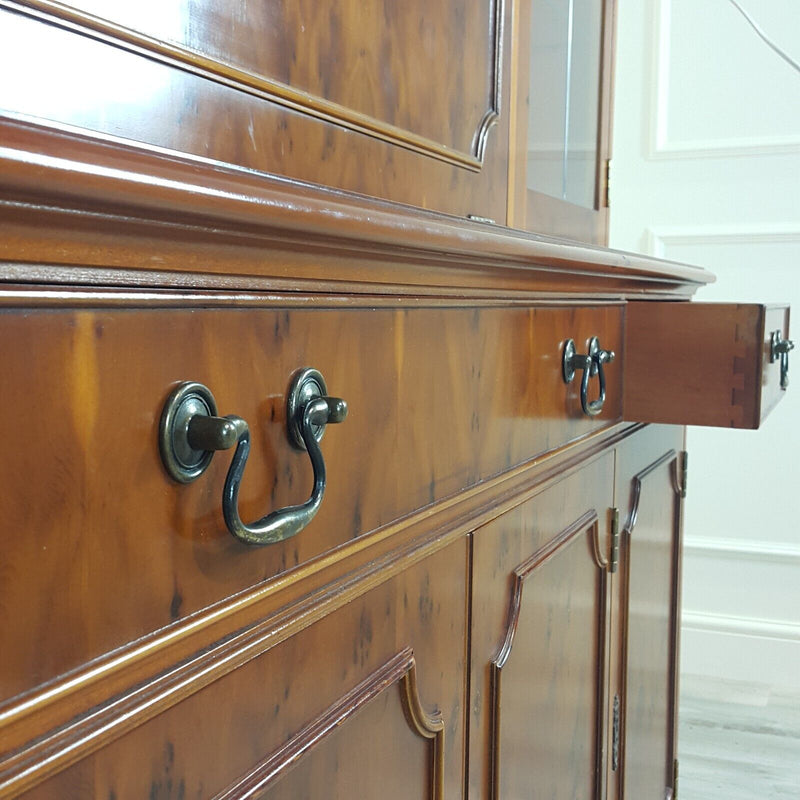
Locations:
0;115;714;296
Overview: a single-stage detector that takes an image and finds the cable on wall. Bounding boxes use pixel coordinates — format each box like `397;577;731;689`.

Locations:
726;0;800;75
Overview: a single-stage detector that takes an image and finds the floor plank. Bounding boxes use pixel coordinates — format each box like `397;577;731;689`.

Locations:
679;678;800;799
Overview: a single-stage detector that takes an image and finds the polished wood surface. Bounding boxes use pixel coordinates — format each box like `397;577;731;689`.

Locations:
0;421;644;797
9;0;498;161
614;425;684;800
18;540;467;799
0;117;713;299
624;302;791;428
0;299;622;706
0;1;509;221
469;452;615;798
0;2;787;798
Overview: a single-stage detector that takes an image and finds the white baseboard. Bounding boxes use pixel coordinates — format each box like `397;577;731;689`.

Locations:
681;611;800;692
683;537;800;566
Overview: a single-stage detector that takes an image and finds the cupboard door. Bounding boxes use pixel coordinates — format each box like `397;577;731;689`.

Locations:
469;453;614;798
614;425;684;800
17;538;468;799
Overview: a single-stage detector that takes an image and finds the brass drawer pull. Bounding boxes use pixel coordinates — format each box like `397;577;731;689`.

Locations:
159;368;347;545
562;336;615;417
770;330;794;390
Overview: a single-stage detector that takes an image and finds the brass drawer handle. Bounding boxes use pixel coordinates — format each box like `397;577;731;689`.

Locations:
562;336;615;417
770;330;794;390
159;368;347;545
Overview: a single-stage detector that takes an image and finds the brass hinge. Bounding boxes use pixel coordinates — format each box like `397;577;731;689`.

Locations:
679;451;688;498
603;158;611;207
673;757;679;799
612;693;621;771
609;507;620;573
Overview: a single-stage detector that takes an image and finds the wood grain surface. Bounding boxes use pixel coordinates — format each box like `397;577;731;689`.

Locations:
0;299;622;702
468;451;615;798
624;302;791;428
6;0;500;160
17;539;467;799
0;117;713;298
0;1;509;221
613;425;684;800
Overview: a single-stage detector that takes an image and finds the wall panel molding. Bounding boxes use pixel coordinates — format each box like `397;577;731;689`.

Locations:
647;0;800;160
646;224;800;259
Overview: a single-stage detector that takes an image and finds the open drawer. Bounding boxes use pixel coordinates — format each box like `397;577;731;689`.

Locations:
624;302;792;429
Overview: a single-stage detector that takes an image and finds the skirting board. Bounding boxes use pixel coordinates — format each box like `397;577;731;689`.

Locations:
681;611;800;693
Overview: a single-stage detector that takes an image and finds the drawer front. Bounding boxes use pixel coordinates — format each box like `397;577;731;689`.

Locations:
623;302;791;429
0;300;622;700
15;540;468;799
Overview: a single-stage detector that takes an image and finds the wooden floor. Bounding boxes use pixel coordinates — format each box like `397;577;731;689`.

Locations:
678;677;800;799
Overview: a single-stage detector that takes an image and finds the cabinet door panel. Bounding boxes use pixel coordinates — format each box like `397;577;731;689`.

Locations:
615;425;684;800
469;453;614;798
14;540;467;799
492;511;608;799
0;1;508;220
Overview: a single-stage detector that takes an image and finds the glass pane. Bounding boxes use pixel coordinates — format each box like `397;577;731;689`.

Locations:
527;0;603;209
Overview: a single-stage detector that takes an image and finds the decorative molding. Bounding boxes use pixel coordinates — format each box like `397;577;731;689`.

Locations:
618;447;682;790
474;0;504;161
646;224;800;259
622;450;680;536
0;117;712;297
2;0;504;170
684;536;800;566
0;422;644;798
682;610;800;644
214;648;443;799
647;0;800;160
490;510;604;799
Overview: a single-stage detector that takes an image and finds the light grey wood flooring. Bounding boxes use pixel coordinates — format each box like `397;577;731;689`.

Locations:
678;678;800;799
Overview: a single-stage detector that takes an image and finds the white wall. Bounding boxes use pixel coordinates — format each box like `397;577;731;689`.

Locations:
609;0;800;691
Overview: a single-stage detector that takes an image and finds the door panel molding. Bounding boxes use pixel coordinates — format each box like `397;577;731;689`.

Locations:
3;0;503;169
490;509;607;799
619;448;682;799
215;647;444;799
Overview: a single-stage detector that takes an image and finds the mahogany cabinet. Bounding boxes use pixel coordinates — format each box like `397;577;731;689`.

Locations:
0;1;792;799
468;424;686;800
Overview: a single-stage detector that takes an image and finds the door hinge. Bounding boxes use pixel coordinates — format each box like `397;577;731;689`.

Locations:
673;757;679;799
678;451;688;498
609;507;620;573
467;214;497;225
603;158;611;207
612;693;621;771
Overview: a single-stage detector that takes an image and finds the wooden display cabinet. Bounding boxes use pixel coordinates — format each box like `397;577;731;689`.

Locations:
0;1;791;798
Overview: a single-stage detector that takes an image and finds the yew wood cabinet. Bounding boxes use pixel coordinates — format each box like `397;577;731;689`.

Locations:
0;1;792;799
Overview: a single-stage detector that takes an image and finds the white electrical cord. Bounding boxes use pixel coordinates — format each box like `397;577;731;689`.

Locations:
726;0;800;75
